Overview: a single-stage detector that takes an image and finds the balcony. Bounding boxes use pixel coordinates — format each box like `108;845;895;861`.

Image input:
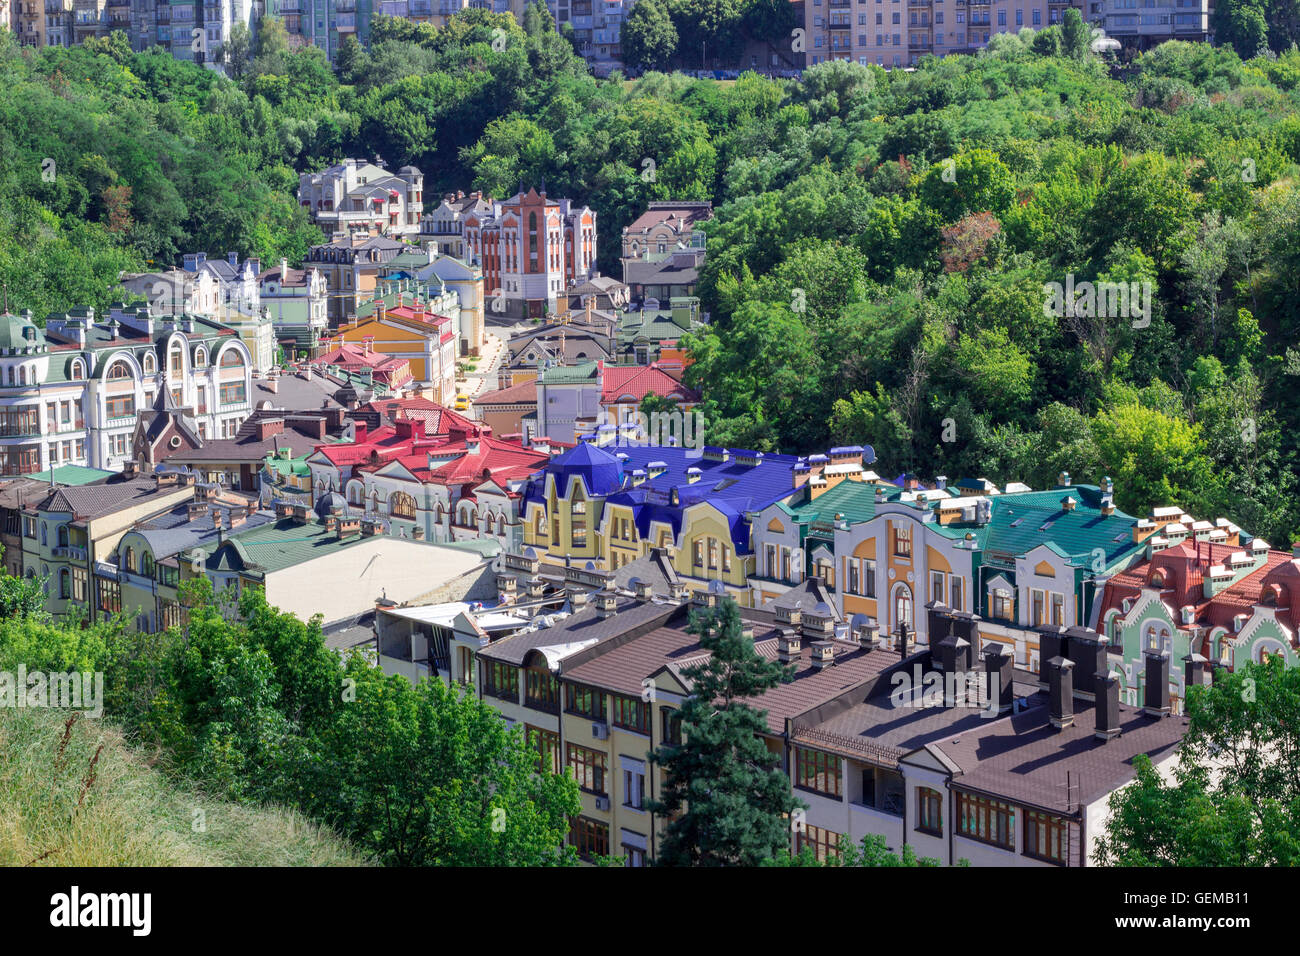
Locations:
52;545;88;561
828;21;851;28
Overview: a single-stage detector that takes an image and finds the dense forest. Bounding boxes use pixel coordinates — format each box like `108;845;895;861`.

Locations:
2;9;1299;543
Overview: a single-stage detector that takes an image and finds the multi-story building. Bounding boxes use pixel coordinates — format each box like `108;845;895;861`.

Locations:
1082;0;1211;48
333;293;458;400
303;235;407;325
368;248;487;358
419;190;493;259
804;0;1078;68
620;201;711;302
748;472;1149;678
18;469;199;621
298;159;425;241
1097;517;1299;710
0;305;254;476
463;187;597;320
456;581;1186;865
533;359;699;445
518;439;829;604
257;259;330;360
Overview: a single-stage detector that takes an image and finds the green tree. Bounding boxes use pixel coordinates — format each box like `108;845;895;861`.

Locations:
1060;8;1092;59
305;659;581;866
648;600;801;866
622;0;679;70
1095;657;1300;866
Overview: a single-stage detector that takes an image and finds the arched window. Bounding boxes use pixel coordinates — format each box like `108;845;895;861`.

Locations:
534;510;545;535
57;525;68;548
142;552;155;578
497;514;506;536
220;348;244;367
143;353;156;374
389;491;417;520
58;569;70;600
347;483;362;506
195;346;208;368
893;583;914;631
1150;568;1167;587
106;360;132;380
70;358;85;380
124;547;137;573
434;502;445;524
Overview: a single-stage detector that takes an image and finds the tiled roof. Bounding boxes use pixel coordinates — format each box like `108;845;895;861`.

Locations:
32;475;184;519
474;380;537;406
600;363;698;404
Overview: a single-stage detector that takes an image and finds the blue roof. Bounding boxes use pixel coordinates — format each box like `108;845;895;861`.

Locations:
524;443;802;555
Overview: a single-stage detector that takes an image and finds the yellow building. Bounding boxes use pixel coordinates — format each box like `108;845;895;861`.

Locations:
332;299;458;405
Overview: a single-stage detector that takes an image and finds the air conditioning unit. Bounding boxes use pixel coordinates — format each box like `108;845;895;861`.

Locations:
591;721;609;740
594;796;611;811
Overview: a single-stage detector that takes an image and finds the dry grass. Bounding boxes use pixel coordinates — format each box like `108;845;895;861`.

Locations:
0;708;368;867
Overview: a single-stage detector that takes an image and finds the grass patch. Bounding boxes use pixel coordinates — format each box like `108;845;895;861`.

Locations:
0;707;369;867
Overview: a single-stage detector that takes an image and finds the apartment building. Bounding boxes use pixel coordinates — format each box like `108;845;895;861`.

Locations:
299;159;425;241
549;0;631;74
456;578;1186;864
370;248;488;358
1097;526;1300;709
257;260;330;360
18;470;198;621
463;187;598;320
1082;0;1211;47
804;0;1074;67
519;439;828;604
748;472;1147;670
303;235;407;324
620;201;712;304
333;294;458;400
0;305;254;477
419;190;493;259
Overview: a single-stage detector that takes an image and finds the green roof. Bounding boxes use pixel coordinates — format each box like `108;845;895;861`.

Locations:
786;479;881;526
28;465;115;486
539;360;600;385
202;515;501;575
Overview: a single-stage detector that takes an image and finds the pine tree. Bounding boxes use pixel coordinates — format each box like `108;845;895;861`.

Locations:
648;600;801;866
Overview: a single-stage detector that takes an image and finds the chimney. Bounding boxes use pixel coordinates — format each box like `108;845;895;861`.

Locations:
1183;652;1211;693
1057;471;1071;487
856;619;880;652
937;634;972;695
801;607;835;643
1060;495;1077;512
777;633;802;664
983;645;1013;714
1037;626;1067;690
896;622;913;656
1067;629;1109;700
634;579;654;602
1143;652;1171;717
257;418;285;442
568;588;589;612
809;641;835;671
692;589;718;610
280;257;288;279
1094;670;1121;741
596;590;619;618
774;604;802;631
1046;656;1075;729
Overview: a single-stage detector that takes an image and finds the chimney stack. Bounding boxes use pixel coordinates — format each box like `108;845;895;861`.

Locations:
634;579;654;602
1094;670;1121;741
568;588;589;612
596;589;619;618
1046;656;1075;729
983;645;1013;714
1143;652;1171;717
808;641;834;671
1183;652;1211;693
777;633;802;664
856;619;880;652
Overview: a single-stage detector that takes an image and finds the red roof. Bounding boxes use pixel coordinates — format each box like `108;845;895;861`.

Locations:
474;380;538;406
368;435;548;488
600;362;699;405
1098;540;1300;651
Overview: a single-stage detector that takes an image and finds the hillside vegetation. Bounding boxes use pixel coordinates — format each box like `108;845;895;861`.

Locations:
0;707;368;867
